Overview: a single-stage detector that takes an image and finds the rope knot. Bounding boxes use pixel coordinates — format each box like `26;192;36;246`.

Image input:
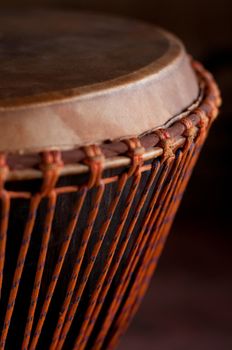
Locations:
180;117;198;141
83;145;105;188
194;108;209;130
155;129;174;160
204;99;219;122
123;138;145;177
39;151;64;195
0;154;9;191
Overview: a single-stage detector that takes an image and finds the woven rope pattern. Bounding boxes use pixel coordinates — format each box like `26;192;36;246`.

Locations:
0;61;220;349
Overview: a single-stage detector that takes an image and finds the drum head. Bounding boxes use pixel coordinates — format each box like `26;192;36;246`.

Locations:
0;10;198;153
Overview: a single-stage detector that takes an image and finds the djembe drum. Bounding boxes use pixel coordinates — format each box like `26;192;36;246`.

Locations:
0;11;220;350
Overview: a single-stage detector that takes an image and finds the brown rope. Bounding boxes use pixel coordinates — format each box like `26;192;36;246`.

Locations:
107;149;192;349
22;151;63;349
106;149;184;350
0;60;220;350
50;147;106;349
106;91;214;349
0;155;10;299
29;147;105;350
70;140;144;350
91;134;175;350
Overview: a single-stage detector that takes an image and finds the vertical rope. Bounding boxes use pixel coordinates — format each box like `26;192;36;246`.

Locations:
91;160;167;350
29;146;105;350
119;150;197;332
106;118;206;350
0;155;10;299
56;167;136;349
50;175;127;349
22;193;57;350
71;139;145;350
0;193;10;299
28;185;87;350
49;146;105;350
0;195;41;349
21;151;63;350
105;132;186;350
92;131;177;350
119;153;189;331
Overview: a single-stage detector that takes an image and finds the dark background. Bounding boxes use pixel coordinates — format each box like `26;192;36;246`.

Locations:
1;1;232;349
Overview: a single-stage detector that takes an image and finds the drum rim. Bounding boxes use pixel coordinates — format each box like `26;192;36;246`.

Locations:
1;60;221;182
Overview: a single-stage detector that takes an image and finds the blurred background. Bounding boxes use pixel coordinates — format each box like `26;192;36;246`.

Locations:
0;0;231;349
